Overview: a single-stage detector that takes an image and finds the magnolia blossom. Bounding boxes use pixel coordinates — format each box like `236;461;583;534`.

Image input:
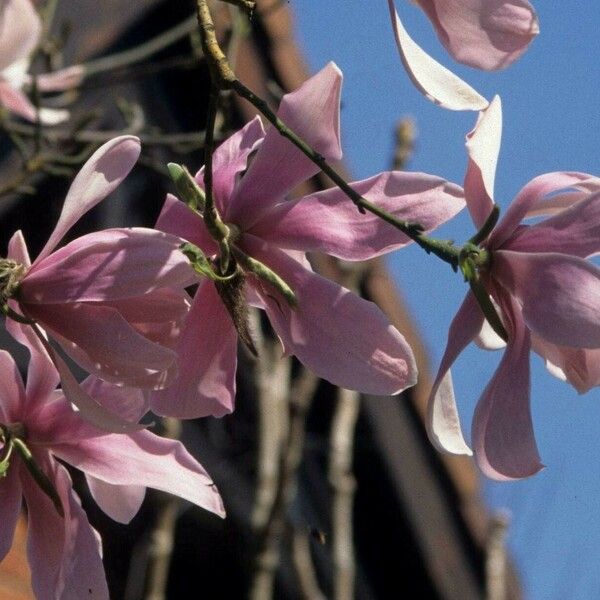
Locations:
4;136;195;430
389;0;538;73
0;327;224;600
427;96;600;480
0;0;83;124
152;62;465;418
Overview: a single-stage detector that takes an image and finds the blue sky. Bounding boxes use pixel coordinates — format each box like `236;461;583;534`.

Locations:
292;2;600;598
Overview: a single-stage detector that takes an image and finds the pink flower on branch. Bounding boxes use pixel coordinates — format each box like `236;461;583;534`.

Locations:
427;96;600;480
3;136;195;430
153;62;465;418
0;336;224;600
0;0;84;124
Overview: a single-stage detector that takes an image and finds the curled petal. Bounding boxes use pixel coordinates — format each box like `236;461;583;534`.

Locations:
22;228;195;303
196;116;265;215
427;292;483;455
0;82;67;124
228;62;343;228
24;302;178;391
53;431;225;518
503;190;600;258
0;350;27;423
415;0;539;71
86;476;146;524
35;136;141;263
490;172;594;248
387;1;488;111
524;177;600;218
464;96;502;228
30;65;85;92
150;281;237;419
250;171;465;260
21;455;109;600
245;237;417;395
472;296;542;480
494;250;600;348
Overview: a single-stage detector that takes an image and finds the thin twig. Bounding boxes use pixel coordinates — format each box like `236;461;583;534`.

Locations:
486;512;510;600
291;526;326;600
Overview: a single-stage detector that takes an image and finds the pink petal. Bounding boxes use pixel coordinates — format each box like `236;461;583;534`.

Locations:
86;476;146;524
0;350;26;423
22;228;195;303
464;96;502;228
156;193;218;254
250;171;465;260
95;287;190;349
503;190;600;258
150;281;237;419
23;302;178;389
0;0;41;72
427;292;483;455
53;430;226;518
81;377;148;422
35;136;141;263
21;455;109;600
227;63;343;228
489;172;594;248
387;0;488;111
472;295;542;480
196;116;265;215
0;81;37;121
532;336;600;394
524;177;600;217
494;250;600;348
245;236;417;395
415;0;539;70
0;467;22;562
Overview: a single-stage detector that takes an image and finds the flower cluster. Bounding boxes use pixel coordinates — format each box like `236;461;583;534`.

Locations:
0;0;597;597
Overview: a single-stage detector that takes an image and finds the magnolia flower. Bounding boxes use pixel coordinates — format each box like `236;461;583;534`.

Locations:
152;62;465;418
0;0;83;124
0;329;224;600
389;0;538;73
3;136;195;430
427;96;600;480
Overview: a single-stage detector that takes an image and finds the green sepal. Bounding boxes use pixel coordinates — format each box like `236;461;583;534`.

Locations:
0;439;13;478
180;243;235;282
13;437;64;518
233;249;297;308
168;163;206;212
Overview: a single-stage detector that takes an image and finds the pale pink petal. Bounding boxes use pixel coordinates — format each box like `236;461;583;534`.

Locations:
245;236;416;394
49;351;145;433
474;318;507;350
0;467;22;561
464;96;502;228
0;81;37;120
249;171;465;260
489;172;593;248
31;64;85;92
494;250;600;348
503;190;600;258
23;302;178;389
0;0;41;72
524;177;600;217
196;116;265;215
150;281;237;419
21;455;109;600
156;194;218;254
532;336;600;395
0;350;26;423
86;476;146;524
81;377;148;422
415;0;539;70
22;228;195;303
228;62;343;228
95;287;190;349
472;296;543;480
35;136;141;262
387;1;488;111
53;430;225;518
427;292;483;455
